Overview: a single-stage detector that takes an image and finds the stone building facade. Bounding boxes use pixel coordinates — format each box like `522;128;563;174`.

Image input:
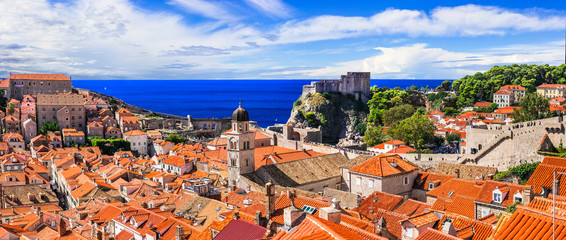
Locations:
302;72;371;102
37;94;86;132
227;104;255;191
8;74;72;100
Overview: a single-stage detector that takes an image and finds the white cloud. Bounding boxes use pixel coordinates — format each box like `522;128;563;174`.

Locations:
261;5;566;44
270;42;565;79
168;0;238;21
245;0;291;18
0;1;564;79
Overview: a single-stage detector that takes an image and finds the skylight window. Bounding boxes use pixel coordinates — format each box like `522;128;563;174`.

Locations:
447;190;454;197
301;205;317;214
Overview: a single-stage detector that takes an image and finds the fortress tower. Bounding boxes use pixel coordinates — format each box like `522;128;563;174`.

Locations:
227;102;255;191
302;72;371;103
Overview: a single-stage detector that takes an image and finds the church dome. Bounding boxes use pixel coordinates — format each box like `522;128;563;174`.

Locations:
232;102;249;121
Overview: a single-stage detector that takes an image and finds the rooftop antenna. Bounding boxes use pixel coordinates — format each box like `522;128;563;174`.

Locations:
239;100;242;108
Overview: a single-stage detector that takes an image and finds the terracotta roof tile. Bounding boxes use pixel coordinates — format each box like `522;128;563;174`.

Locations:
349;154;418;177
414;228;460;240
354;191;403;219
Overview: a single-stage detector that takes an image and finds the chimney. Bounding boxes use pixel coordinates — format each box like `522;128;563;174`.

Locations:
243;198;253;207
554;179;561;196
234;212;240;220
454;169;460;178
58;218;67;236
255;211;262;226
36;206;43;224
523;185;534;205
319;199;341;224
441;221;457;236
265;181;275;221
91;223;96;239
283;205;302;228
175;225;183;240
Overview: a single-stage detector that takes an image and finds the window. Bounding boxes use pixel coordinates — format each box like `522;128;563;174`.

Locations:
356;177;361;186
369;179;374;188
493;193;502;203
403;176;409;185
428;182;435;190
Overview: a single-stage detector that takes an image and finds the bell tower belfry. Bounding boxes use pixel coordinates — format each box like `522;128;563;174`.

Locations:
227;101;255;191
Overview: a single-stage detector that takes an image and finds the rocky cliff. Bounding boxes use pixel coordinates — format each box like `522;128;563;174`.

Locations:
287;92;368;142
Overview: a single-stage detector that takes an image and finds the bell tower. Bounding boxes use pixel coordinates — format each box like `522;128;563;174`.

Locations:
227;101;255;191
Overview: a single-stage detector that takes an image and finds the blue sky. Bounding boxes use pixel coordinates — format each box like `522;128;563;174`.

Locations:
0;0;564;79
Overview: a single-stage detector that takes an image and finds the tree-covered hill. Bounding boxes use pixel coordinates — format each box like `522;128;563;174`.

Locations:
452;64;566;107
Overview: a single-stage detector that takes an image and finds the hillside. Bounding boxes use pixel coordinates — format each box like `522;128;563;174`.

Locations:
287;92;368;142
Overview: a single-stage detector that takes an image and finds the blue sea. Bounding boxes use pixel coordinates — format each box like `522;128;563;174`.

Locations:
73;79;449;127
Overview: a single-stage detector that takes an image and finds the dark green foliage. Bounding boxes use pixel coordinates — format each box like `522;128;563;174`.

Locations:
512;92;553;122
426;91;449;109
494;162;539;184
437;80;452;91
108;98;119;105
293;99;302;107
382;104;415;127
6;102;15;116
354;123;367;136
363;126;389;147
367;87;410;124
452;64;566;108
39;121;60;135
442;107;459;117
0;89;7;109
89;137;131;155
476;103;499;113
446;132;461;143
166;133;188;144
388;112;436;149
322;92;331;100
506;200;522;213
304;112;319;127
408;149;434;153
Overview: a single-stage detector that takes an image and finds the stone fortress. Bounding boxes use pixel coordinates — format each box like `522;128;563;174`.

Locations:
302;72;371;102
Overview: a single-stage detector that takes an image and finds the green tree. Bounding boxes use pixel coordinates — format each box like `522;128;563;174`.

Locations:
363;126;389;147
6;102;15;116
442;107;459;117
511;92;553;122
354;123;367;136
452;64;566;108
437;80;452;91
382;104;415;127
166;133;188;144
89;137;131;155
39;121;60;135
446;132;461;143
388;112;436;149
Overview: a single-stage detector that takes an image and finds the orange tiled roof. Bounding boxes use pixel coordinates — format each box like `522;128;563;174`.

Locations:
500;85;525;90
436;213;494;240
413;172;455;191
354;191;403;219
271;191;331;225
162;155;188;167
474;180;524;207
405;211;439;228
474;102;492;108
10;73;70;81
349;154;418;177
492;206;566;240
272;214;385;240
123;130;146;136
414;228;460;240
393;199;432;217
538;83;566;89
525;156;566;196
494;106;520;114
